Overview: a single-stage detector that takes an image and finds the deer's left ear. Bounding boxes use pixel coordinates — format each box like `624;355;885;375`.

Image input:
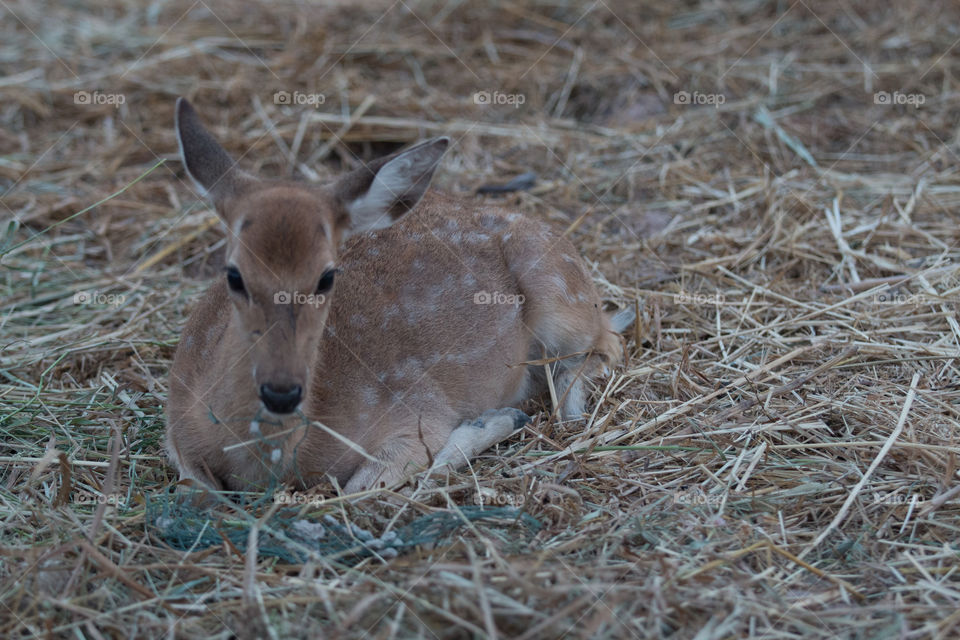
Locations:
334;137;449;235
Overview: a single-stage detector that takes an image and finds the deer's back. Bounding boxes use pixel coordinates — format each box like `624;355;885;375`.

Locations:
308;192;543;433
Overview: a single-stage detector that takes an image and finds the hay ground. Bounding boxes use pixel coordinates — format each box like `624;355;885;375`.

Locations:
2;0;960;637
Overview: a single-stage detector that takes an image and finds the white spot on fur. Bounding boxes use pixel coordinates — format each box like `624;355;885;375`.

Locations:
381;306;401;330
395;357;422;380
480;214;507;231
361;387;379;406
270;448;282;464
465;232;490;244
444;338;496;365
549;273;577;303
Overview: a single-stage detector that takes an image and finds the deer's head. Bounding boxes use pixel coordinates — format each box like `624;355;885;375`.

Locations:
175;98;448;415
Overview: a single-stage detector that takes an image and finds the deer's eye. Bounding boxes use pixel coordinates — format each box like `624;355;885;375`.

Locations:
226;266;246;295
316;268;339;294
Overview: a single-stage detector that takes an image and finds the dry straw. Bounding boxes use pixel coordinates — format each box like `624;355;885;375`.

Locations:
1;0;959;638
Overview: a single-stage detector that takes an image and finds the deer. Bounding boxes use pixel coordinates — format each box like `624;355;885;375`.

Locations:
165;97;634;496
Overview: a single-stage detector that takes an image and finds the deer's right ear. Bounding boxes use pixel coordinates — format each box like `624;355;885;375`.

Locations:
175;98;252;205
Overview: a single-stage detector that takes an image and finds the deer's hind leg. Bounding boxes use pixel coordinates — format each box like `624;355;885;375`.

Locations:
431;407;530;469
502;230;621;421
342;408;530;492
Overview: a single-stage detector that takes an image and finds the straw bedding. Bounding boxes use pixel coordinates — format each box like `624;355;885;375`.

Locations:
1;0;959;637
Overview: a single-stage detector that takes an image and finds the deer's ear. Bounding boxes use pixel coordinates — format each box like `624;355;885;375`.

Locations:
175;98;253;206
334;137;449;236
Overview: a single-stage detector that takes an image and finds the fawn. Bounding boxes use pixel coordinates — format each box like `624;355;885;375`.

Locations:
165;98;633;494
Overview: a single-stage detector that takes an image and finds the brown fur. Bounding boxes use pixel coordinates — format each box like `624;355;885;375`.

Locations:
166;99;624;494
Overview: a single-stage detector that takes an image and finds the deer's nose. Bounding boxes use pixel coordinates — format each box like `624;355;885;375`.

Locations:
259;383;303;415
